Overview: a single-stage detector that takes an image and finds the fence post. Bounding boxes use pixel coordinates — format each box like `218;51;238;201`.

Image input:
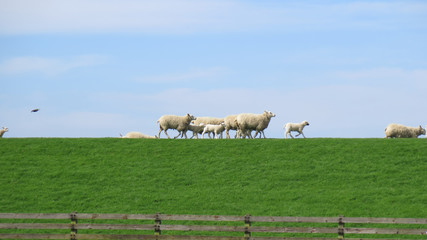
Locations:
244;214;251;240
338;216;344;240
155;213;162;239
70;212;78;240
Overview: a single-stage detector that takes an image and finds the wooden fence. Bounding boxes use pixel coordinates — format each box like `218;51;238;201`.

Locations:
0;213;426;240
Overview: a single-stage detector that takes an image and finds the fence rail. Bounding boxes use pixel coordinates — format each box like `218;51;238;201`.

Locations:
0;213;426;240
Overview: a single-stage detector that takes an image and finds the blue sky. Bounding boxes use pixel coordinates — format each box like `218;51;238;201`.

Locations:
1;0;426;138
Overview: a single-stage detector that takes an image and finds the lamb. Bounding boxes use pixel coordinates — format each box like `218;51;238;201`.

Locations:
0;127;8;138
236;111;276;139
284;121;310;139
157;113;196;139
202;123;226;139
120;132;158;139
384;123;426;138
224;114;239;139
190;117;223;138
187;124;205;139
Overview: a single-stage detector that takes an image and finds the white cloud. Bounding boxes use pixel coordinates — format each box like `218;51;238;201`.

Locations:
0;0;425;35
0;55;108;75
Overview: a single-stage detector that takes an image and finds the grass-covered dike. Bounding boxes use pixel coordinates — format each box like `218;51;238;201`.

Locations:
1;138;426;218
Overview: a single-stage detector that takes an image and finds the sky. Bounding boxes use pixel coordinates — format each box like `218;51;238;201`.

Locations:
1;0;426;138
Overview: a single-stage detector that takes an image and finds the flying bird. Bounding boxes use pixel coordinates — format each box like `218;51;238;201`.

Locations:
31;108;40;113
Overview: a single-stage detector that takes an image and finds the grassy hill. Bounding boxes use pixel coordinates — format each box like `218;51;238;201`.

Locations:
0;138;426;218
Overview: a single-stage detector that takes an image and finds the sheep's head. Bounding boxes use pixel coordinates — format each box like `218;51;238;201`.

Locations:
1;127;8;132
186;113;197;121
303;121;310;126
264;110;276;118
418;125;426;135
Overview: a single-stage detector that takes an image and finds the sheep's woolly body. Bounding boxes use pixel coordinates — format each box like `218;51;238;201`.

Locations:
224;115;239;139
0;127;8;138
121;132;157;139
236;111;276;138
202;123;226;139
284;121;310;139
157;114;196;139
193;117;224;126
384;123;426;138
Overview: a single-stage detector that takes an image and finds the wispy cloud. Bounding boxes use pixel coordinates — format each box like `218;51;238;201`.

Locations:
1;0;425;35
134;67;227;83
0;55;109;75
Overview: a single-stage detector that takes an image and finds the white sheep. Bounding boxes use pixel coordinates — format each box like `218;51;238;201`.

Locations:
284;121;310;139
236;111;276;139
202;123;226;139
384;123;426;138
224;114;239;139
157;113;196;139
187;124;205;139
190;117;223;138
120;132;158;139
192;117;224;126
0;127;8;138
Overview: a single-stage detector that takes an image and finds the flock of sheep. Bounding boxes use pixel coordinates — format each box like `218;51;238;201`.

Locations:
120;111;426;140
1;111;425;139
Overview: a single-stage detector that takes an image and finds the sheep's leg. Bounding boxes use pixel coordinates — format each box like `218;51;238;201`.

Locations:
225;129;230;139
300;132;306;138
253;131;259;138
158;128;163;138
164;129;171;139
174;131;183;139
289;132;295;139
261;130;267;139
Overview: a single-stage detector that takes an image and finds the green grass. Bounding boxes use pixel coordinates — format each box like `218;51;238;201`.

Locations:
0;138;426;218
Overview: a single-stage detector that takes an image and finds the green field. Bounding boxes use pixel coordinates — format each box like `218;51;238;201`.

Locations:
1;138;426;218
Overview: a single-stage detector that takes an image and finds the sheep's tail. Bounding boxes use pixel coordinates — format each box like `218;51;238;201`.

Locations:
156;120;160;125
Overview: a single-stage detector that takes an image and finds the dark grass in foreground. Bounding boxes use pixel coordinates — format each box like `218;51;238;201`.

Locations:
0;138;426;218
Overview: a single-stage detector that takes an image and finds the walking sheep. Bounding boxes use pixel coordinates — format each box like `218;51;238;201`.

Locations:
236;111;276;139
157;114;196;139
284;121;310;139
187;124;206;139
0;127;8;138
202;123;226;139
384;123;426;138
120;132;158;139
190;117;223;138
224;114;239;139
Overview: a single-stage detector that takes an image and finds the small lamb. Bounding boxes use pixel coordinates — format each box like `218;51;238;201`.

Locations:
384;123;426;138
284;121;310;139
0;127;8;138
187;124;205;139
202;123;226;139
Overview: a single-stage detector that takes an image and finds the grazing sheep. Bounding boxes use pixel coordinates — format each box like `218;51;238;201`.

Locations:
236;111;276;139
284;121;310;139
384;123;426;138
157;113;196;139
224;114;239;139
187;124;205;139
0;127;8;138
120;132;158;139
202;123;226;139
